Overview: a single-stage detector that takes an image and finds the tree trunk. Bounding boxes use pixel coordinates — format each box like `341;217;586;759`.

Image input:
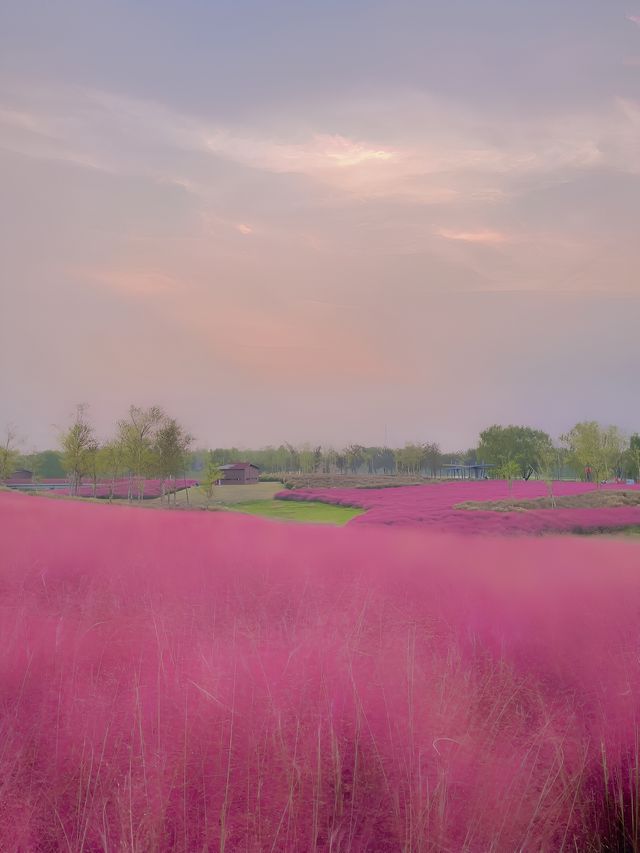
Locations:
183;469;190;506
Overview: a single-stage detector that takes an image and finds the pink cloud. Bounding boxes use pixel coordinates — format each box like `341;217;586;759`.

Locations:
436;228;509;245
236;223;253;235
73;267;181;296
627;14;640;25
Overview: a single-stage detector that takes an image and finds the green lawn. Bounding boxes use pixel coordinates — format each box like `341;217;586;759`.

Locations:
230;499;363;525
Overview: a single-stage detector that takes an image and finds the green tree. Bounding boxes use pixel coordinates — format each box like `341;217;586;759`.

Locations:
629;434;640;482
33;450;65;478
0;427;20;483
478;425;554;477
298;445;315;474
85;442;102;498
155;417;194;504
60;406;97;496
537;444;560;507
201;454;223;501
344;444;365;473
284;443;300;472
97;440;127;502
394;443;424;475
561;421;627;486
422;442;442;477
118;405;165;501
18;448;45;484
497;458;521;494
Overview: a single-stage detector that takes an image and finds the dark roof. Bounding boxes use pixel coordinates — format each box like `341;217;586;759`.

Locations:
219;462;260;470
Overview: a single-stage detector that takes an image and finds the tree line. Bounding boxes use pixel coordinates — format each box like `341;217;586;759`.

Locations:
0;405;194;501
204;442;445;477
2;418;640;488
199;423;640;483
62;405;194;501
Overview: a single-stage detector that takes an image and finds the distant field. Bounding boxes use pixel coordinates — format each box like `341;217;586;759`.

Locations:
265;472;433;489
229;498;363;525
281;480;640;534
457;490;640;512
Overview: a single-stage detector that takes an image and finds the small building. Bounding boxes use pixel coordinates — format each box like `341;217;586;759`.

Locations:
9;468;33;483
217;462;260;485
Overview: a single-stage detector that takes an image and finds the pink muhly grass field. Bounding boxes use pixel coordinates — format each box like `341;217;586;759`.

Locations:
278;480;640;534
54;478;198;499
2;491;640;850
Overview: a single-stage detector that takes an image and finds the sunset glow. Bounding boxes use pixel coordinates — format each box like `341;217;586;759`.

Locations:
1;1;639;447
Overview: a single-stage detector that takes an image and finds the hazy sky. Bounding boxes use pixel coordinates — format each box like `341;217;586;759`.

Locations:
2;1;640;450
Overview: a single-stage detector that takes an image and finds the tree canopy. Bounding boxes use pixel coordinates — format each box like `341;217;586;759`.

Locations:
478;425;554;478
561;422;626;484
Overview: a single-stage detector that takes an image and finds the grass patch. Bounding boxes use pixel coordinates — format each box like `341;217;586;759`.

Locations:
576;525;640;539
456;490;640;513
126;483;284;509
230;499;364;525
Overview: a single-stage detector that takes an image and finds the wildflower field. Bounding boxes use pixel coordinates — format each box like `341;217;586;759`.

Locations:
2;489;640;850
279;480;640;535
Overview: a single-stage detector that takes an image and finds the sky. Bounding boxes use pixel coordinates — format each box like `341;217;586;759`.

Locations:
1;0;640;451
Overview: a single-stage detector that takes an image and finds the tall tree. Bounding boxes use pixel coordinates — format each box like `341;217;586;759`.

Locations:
60;405;97;496
201;453;223;502
118;405;165;501
630;434;640;482
155;417;194;504
97;439;127;502
478;425;554;477
422;442;442;477
497;458;521;494
537;444;560;507
394;443;424;475
561;422;626;486
0;427;20;483
344;444;365;473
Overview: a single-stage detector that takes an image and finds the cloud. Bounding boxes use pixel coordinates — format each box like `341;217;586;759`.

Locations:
627;15;640;26
436;228;510;245
213;132;395;172
0;82;629;210
73;267;182;296
0;107;43;132
236;223;253;235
